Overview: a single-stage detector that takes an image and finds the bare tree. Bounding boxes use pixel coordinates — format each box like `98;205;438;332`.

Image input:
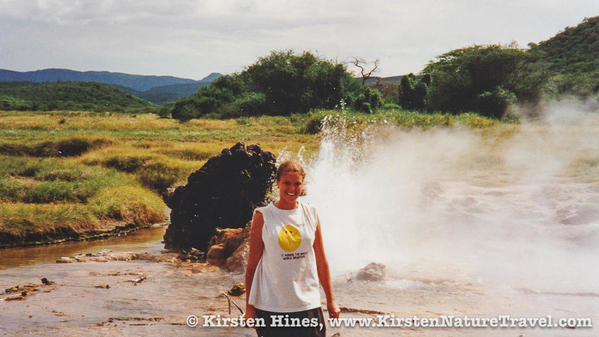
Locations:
351;57;380;85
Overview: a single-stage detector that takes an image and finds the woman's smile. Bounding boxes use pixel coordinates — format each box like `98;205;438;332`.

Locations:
276;171;303;209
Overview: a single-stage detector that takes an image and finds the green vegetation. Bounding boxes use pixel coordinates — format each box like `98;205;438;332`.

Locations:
304;109;500;134
528;16;599;98
0;111;316;247
0;152;166;247
0;109;502;247
397;16;599;119
424;45;538;118
1;17;596;123
88;186;166;226
170;51;383;121
0;137;113;157
0;81;156;112
1;17;595;247
0;156;138;204
397;45;544;119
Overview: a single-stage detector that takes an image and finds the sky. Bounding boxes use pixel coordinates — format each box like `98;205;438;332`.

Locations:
1;0;598;80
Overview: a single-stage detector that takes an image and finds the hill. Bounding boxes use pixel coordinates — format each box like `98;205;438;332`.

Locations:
119;81;213;104
529;16;599;75
0;69;204;92
0;69;222;104
527;16;599;97
0;82;155;112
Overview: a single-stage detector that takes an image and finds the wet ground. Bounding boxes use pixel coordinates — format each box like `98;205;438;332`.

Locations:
1;247;597;337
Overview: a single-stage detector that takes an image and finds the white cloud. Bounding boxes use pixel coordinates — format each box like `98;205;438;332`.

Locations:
0;0;598;78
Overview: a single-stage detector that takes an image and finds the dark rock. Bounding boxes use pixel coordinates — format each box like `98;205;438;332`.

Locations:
227;282;246;296
178;247;205;262
353;262;386;282
161;187;177;206
41;278;54;285
163;142;276;251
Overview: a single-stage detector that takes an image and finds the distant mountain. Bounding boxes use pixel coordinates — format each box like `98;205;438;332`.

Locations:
0;68;221;92
118;80;216;104
0;81;154;112
0;68;223;104
126;72;222;104
135;82;211;104
201;73;222;82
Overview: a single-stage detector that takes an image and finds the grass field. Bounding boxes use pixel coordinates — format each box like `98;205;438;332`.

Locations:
0;109;502;247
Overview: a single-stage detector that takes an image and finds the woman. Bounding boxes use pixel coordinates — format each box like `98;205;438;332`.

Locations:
245;160;340;337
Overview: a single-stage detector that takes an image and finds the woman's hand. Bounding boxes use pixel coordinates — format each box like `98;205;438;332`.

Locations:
244;305;259;330
327;300;341;319
244;305;257;321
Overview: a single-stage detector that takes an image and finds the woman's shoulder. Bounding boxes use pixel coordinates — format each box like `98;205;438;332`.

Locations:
255;202;273;215
299;200;319;218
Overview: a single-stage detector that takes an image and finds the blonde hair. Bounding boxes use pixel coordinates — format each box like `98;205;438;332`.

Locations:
276;160;306;181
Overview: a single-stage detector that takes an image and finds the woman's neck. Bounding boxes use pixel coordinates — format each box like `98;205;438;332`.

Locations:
274;200;298;210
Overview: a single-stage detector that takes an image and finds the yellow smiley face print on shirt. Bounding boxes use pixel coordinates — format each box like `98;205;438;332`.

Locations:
278;224;302;252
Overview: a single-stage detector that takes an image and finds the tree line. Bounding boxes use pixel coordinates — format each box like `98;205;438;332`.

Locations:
169;51;383;121
0;81;154;112
169;17;598;120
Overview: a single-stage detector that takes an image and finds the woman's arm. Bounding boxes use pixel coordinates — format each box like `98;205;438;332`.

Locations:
313;217;341;318
244;210;264;320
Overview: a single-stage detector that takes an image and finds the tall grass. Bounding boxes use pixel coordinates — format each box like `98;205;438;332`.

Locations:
0;155;136;203
0;203;98;238
0;137;113;157
88;186;166;225
304;109;504;134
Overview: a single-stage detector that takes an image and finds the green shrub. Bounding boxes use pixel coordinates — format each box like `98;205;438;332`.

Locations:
170;50;382;119
0;177;24;201
476;87;517;119
137;161;185;191
398;73;429;110
423;45;531;118
0;137;112;157
303;116;323;134
103;155;149;173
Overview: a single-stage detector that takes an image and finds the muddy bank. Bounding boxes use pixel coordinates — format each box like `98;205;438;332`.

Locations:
0;225;167;270
0;221;168;250
0;250;245;337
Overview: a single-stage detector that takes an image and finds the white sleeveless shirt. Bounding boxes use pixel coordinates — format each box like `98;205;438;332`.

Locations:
248;201;322;312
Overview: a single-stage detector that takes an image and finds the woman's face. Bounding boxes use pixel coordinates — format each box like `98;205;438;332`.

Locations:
277;171;303;204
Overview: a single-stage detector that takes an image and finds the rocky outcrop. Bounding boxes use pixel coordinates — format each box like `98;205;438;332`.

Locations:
351;262;386;282
163;142;276;252
206;227;249;273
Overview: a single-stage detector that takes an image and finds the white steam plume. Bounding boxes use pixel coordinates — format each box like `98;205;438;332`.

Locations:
304;100;599;294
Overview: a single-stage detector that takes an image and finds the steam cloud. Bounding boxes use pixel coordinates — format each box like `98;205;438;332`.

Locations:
304;99;599;294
